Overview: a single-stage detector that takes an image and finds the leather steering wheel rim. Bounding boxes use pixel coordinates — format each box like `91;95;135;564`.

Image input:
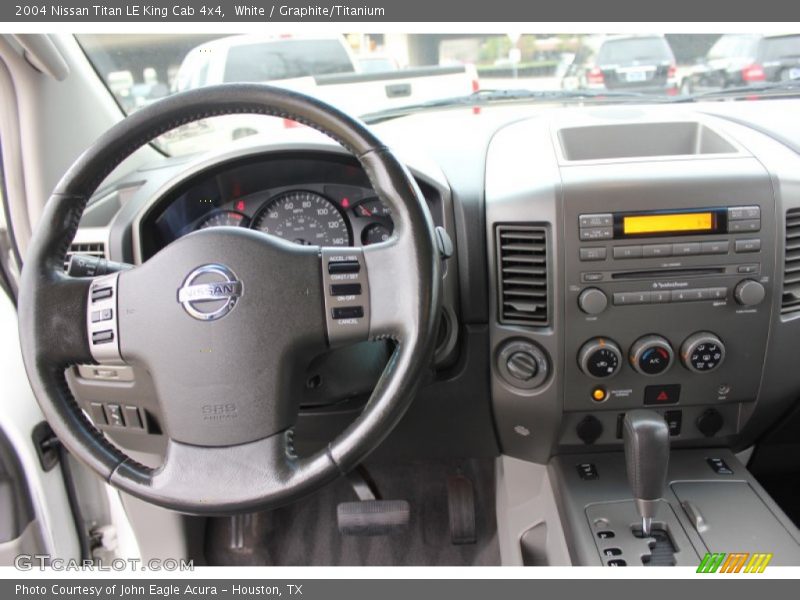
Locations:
17;84;441;514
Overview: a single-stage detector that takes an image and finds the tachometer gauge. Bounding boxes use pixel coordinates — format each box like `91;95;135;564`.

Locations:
252;191;352;247
196;210;250;230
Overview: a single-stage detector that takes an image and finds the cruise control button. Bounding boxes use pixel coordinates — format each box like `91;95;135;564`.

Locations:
330;283;362;296
579;214;613;228
642;244;672;258
91;308;113;323
89;403;107;425
729;219;761;233
124;406;143;429
735;239;761;253
91;287;113;302
613;245;642;259
328;260;360;274
580;247;607;261
579;227;613;241
332;306;364;319
701;241;729;255
91;330;114;344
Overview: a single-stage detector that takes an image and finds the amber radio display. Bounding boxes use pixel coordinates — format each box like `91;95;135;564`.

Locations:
616;209;725;238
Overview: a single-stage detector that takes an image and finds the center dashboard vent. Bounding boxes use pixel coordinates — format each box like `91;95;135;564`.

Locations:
496;225;549;326
64;242;105;272
782;209;800;316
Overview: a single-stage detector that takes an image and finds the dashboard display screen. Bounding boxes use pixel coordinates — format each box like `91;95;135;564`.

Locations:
622;211;715;236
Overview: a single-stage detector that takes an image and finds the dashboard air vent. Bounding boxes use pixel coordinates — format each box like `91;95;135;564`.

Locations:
64;242;105;272
496;225;549;326
783;210;800;315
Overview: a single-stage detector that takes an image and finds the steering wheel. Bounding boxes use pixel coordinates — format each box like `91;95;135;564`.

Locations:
17;84;441;514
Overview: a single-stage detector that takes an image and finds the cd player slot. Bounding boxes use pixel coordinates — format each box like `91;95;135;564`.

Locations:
610;267;725;280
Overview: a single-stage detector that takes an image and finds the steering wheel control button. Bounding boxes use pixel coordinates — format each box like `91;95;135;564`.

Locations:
496;340;549;390
90;308;113;323
322;249;370;346
91;286;113;302
87;273;123;365
681;332;726;373
124;406;144;429
328;260;361;274
330;283;362;296
92;330;114;344
578;287;608;315
332;306;364;320
89;403;107;425
177;263;242;321
643;384;681;406
629;335;674;376
578;338;622;379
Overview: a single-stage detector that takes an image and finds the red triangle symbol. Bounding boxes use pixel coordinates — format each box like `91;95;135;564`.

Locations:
657;391;669;401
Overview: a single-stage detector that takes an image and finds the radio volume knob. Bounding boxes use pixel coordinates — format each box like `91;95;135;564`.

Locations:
734;279;765;307
578;338;622;379
578;288;608;315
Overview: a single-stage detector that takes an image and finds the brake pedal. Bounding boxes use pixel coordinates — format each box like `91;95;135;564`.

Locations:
447;473;477;545
336;466;410;536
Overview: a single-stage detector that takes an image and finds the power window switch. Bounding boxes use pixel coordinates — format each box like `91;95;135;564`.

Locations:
105;404;125;427
124;406;143;429
89;402;107;425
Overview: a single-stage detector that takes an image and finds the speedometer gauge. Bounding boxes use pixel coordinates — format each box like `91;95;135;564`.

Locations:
252;191;352;247
196;210;250;230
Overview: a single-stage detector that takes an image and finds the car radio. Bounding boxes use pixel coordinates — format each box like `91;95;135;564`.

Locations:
561;161;776;444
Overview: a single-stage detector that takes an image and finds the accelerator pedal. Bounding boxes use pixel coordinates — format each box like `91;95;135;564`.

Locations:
337;467;410;536
447;473;477;545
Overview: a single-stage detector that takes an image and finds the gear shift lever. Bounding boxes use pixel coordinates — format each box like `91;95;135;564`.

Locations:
623;410;670;536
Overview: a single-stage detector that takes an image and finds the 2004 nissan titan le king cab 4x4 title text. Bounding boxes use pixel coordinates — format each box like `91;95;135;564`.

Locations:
3;31;800;571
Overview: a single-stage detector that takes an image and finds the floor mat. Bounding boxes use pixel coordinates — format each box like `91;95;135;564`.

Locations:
205;458;500;566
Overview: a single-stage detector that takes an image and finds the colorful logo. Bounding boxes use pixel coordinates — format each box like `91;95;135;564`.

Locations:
697;552;773;573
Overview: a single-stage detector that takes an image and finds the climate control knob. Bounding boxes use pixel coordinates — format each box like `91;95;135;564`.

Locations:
629;335;674;376
681;332;726;373
734;279;765;307
578;338;623;379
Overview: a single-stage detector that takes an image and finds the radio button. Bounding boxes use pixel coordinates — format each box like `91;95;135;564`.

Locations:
613;291;651;305
578;288;609;315
613;245;642;259
698;288;727;300
735;238;761;253
651;290;671;303
673;242;701;256
701;240;729;255
582;272;605;282
580;227;613;241
671;289;703;302
729;219;761;233
728;206;760;221
737;264;759;274
579;213;613;228
642;244;672;258
580;247;607;261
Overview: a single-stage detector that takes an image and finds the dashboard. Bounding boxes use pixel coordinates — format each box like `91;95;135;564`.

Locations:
64;99;800;467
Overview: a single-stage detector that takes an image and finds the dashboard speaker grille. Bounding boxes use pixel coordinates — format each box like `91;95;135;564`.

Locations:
64;242;105;272
496;225;549;326
782;209;800;315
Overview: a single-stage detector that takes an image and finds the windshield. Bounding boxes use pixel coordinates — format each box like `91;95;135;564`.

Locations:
76;33;800;157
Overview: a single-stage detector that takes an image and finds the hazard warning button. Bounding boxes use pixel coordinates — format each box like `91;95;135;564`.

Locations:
644;384;680;405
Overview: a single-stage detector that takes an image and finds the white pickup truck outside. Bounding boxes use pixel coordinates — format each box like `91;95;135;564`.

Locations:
162;34;478;155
